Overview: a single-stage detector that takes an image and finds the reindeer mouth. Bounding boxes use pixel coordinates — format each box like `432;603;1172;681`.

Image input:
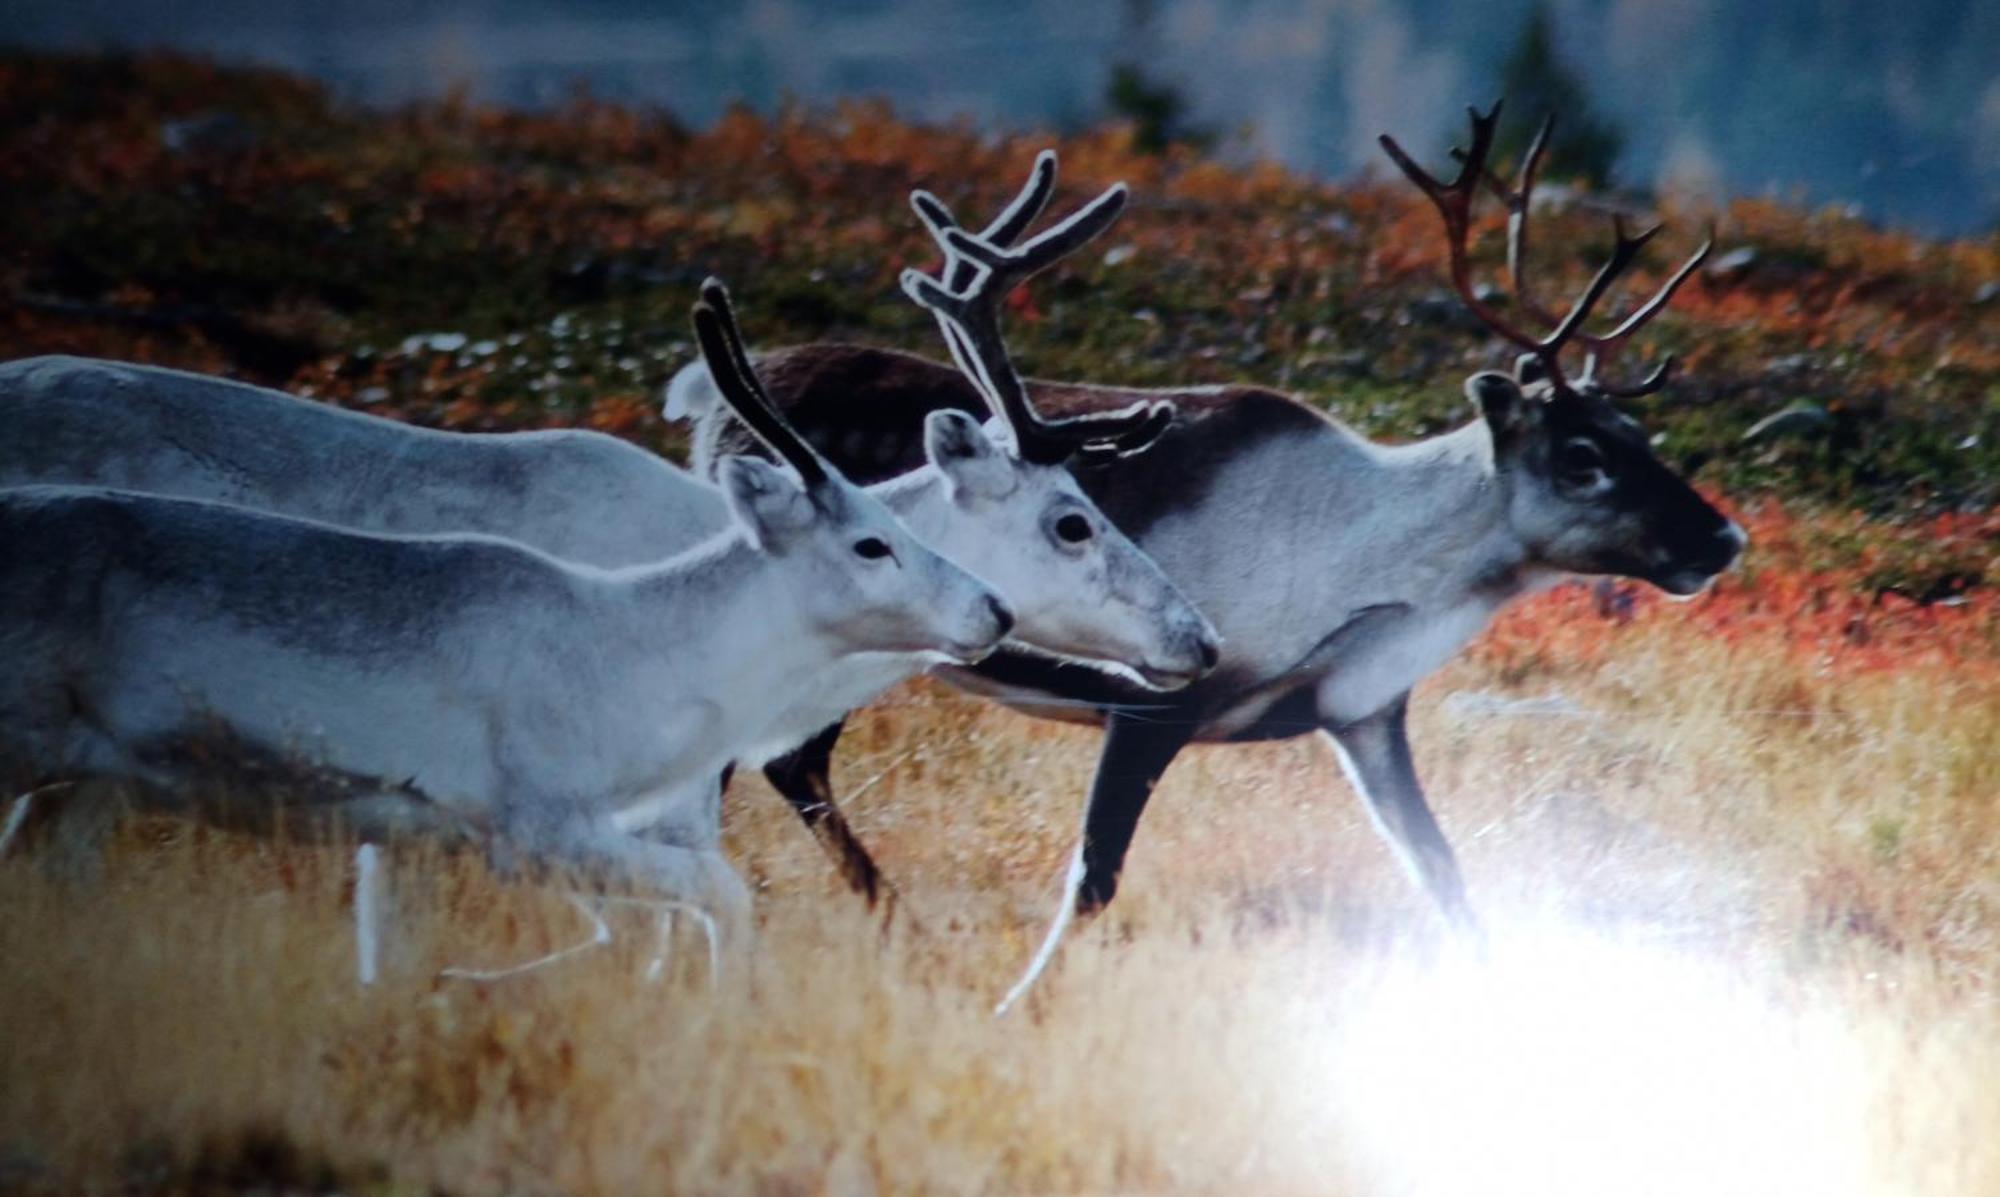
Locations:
1134;662;1204;691
1654;567;1722;599
938;638;1006;664
1654;532;1745;598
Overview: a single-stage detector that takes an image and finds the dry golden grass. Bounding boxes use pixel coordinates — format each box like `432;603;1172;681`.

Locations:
4;603;1999;1195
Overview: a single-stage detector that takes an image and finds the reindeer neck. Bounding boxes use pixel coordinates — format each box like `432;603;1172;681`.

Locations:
613;533;832;685
1361;420;1537;603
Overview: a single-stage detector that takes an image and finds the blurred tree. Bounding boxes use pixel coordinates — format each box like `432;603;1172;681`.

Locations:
1105;0;1212;155
1496;2;1623;187
1106;63;1200;154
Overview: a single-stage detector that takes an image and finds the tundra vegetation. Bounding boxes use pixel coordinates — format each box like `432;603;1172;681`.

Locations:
1;53;1997;1195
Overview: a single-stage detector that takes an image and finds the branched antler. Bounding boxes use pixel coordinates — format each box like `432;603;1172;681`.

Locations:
908;151;1057;396
690;277;833;488
900;163;1172;465
1383;103;1711;398
918;149;1060;294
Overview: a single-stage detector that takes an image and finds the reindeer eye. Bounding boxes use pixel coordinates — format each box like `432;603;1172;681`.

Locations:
1557;440;1608;488
1054;513;1094;544
853;537;893;561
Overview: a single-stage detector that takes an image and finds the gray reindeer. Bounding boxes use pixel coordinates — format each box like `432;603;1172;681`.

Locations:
1;209;1218;910
669;110;1745;1006
0;284;1012;950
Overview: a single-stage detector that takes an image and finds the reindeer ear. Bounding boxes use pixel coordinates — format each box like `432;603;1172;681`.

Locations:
923;409;1020;503
1466;371;1534;448
1513;353;1549;387
717;455;817;552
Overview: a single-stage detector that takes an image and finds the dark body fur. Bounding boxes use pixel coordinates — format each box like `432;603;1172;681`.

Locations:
706;343;1332;735
702;345;1447;919
697;336;1740;959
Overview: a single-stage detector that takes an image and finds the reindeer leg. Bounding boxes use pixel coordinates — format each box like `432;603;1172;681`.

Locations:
762;719;897;914
444;828;748;985
1;783;72;856
327;794;478;987
354;842;385;986
1073;712;1195;915
439;893;612;983
553;825;750;953
2;778;129;885
446;800;752;988
1324;693;1479;935
997;711;1192;1014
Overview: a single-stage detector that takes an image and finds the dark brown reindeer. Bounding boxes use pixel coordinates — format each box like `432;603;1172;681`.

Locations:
669;106;1745;1007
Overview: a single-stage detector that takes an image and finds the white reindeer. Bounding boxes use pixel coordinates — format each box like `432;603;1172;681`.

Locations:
0;355;727;570
0;283;1013;951
667;173;1225;900
0;189;1220;910
0;341;1212;692
674;115;1748;1007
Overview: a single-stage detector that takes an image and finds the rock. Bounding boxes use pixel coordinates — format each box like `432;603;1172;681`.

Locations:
1708;246;1759;282
398;332;467;355
1329;350;1374;378
1741;400;1832;443
554;257;612;303
1973;280;2000;307
160;110;258;156
1404;292;1456;325
334;346;377;379
551;256;674;303
1763;352;1817;379
1403;290;1485;332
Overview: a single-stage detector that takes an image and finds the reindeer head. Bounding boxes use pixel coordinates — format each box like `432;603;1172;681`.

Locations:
896;153;1222;688
904;406;1217;686
1382;104;1746;596
694;280;1015;660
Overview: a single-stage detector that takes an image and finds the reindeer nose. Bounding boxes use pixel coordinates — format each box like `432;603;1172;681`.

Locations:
1707;520;1749;571
1195;633;1222;672
984;594;1016;640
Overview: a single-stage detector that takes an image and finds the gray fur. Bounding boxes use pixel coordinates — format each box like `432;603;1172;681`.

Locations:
672;341;1746;1002
0;355;710;567
0;353;1213;705
0;470;1007;923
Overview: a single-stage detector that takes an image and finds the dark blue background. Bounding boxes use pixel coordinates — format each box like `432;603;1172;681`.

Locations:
10;0;1997;236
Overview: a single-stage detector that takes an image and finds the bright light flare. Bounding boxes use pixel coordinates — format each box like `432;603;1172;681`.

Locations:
1315;918;1872;1197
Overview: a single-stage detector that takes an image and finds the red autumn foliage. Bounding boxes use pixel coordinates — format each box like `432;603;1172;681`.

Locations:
1479;502;2000;678
2;54;1993;680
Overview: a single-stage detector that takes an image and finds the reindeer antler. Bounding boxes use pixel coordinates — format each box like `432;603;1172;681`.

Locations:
908;150;1057;401
1382;103;1711;398
901;169;1172;465
913;148;1060;294
690;277;833;488
1450;115;1714;398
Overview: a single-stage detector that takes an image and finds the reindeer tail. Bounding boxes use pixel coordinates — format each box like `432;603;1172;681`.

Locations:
662;360;721;422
